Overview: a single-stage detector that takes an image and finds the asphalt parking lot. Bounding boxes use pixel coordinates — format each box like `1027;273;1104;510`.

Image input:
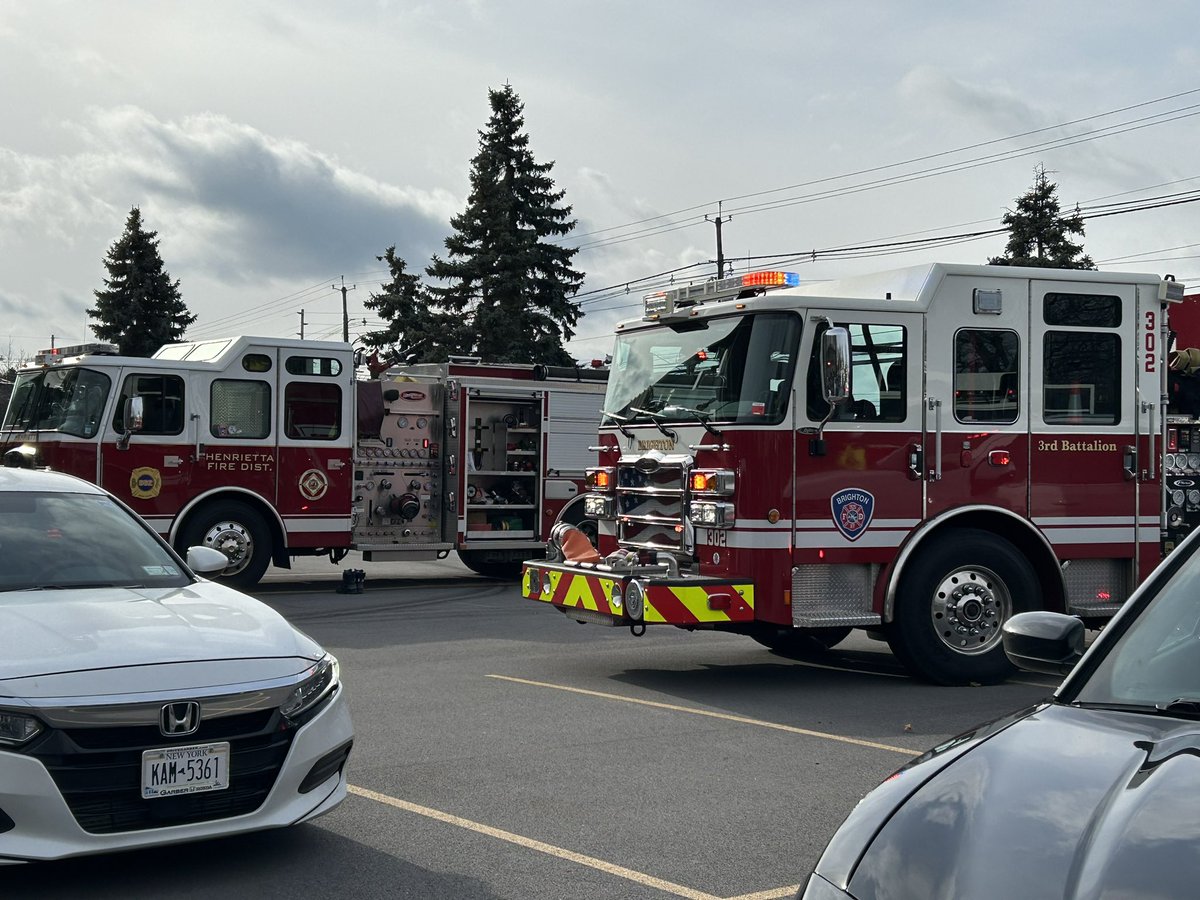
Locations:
9;557;1060;898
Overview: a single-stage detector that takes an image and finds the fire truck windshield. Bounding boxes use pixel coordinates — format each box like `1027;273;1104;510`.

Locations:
604;312;802;426
2;367;113;438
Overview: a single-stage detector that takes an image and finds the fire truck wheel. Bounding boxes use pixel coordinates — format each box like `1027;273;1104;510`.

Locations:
178;502;272;588
888;529;1037;685
751;627;851;658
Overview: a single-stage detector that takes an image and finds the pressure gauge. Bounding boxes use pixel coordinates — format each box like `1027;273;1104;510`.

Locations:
1165;453;1177;470
1188;454;1200;470
1189;490;1200;507
397;416;409;429
1172;489;1186;507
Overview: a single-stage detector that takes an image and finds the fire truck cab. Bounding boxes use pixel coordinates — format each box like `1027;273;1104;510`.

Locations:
1;337;605;586
522;263;1190;684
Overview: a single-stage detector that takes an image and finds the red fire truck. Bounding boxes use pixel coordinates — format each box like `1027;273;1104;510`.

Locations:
522;262;1196;684
0;337;606;585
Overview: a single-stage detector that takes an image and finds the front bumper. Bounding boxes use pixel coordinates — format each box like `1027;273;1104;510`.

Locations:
522;561;755;626
0;686;353;863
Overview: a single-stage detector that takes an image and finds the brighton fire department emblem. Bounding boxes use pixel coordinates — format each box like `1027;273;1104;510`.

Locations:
831;488;874;542
299;468;329;501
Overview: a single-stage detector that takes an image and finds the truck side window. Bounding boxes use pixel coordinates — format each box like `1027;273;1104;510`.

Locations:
210;379;271;439
113;374;185;435
1043;332;1120;425
284;382;342;440
806;323;907;422
954;329;1019;424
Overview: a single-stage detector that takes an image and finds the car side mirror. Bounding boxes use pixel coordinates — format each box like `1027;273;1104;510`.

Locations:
1002;611;1085;676
187;546;230;575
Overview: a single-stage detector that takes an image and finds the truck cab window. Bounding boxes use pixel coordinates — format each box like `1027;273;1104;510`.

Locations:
807;323;907;422
210;379;271;439
113;374;185;435
954;329;1019;424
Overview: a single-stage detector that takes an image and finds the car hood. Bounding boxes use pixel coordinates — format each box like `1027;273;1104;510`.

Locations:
842;704;1200;900
0;582;323;698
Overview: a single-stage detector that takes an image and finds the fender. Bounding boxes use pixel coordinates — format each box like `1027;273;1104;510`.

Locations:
883;505;1065;622
169;486;287;546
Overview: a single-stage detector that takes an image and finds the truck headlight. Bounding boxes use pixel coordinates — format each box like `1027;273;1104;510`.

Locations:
584;494;616;518
689;502;735;528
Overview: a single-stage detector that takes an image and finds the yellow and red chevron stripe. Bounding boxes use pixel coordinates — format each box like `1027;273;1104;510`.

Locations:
642;582;754;624
522;565;754;625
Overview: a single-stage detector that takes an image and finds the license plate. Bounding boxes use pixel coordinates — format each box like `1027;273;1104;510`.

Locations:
141;741;231;799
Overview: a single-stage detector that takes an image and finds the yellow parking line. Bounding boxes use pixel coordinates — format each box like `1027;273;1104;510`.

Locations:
348;784;724;900
488;674;915;755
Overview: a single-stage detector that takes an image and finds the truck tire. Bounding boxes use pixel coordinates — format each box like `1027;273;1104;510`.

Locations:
178;501;272;589
458;548;528;580
887;528;1037;685
752;626;851;658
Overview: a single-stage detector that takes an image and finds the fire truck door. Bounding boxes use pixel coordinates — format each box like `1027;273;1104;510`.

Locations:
922;275;1029;521
796;312;924;564
1028;279;1141;585
276;353;354;547
100;370;197;540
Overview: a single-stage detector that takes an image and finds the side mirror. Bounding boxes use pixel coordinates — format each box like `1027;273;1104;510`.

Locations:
187;546;230;575
820;327;851;405
1002;611;1085;676
116;396;144;450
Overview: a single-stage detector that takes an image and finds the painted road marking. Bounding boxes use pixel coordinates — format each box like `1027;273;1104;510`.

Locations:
350;784;793;900
487;673;916;755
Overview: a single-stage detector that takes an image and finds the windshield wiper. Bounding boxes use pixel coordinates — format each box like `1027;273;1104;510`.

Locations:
660;404;723;438
1072;699;1200;720
600;409;634;439
1157;698;1200;718
629;407;679;442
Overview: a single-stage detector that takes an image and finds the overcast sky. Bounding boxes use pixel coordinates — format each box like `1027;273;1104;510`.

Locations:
2;1;1198;365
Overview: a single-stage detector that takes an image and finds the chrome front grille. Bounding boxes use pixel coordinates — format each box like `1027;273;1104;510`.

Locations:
616;456;688;552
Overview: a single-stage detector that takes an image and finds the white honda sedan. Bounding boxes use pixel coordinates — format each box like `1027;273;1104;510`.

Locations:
0;467;352;862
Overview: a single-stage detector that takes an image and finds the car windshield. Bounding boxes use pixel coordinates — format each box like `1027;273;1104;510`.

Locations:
0;491;191;592
603;312;802;426
2;367;112;438
1075;550;1200;708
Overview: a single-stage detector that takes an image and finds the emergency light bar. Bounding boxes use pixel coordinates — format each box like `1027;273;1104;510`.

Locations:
643;271;799;320
34;342;119;365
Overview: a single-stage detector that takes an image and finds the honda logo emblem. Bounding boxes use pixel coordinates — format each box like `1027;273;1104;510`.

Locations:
160;701;201;737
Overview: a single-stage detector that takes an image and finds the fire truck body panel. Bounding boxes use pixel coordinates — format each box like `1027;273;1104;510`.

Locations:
1;339;605;585
524;263;1187;684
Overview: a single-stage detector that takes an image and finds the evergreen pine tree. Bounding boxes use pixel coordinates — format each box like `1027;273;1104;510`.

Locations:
362;247;466;362
426;84;584;365
989;165;1095;269
89;207;196;356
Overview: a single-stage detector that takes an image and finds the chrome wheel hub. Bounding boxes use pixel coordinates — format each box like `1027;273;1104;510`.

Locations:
202;520;252;575
930;566;1010;655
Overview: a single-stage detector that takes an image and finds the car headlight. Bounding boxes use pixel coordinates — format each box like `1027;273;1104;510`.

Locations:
281;655;339;720
0;711;43;746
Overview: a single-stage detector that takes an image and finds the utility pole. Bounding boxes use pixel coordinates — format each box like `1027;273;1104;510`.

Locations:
332;277;356;343
297;309;306;340
705;202;731;279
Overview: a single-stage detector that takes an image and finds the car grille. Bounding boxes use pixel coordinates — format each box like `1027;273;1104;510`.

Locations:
616;460;687;552
26;709;295;835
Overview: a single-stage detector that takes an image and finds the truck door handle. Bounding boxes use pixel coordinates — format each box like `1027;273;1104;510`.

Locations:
1123;445;1137;481
907;444;923;480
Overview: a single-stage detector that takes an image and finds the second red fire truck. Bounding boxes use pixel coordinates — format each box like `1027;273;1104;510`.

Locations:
522;262;1195;684
0;339;606;586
